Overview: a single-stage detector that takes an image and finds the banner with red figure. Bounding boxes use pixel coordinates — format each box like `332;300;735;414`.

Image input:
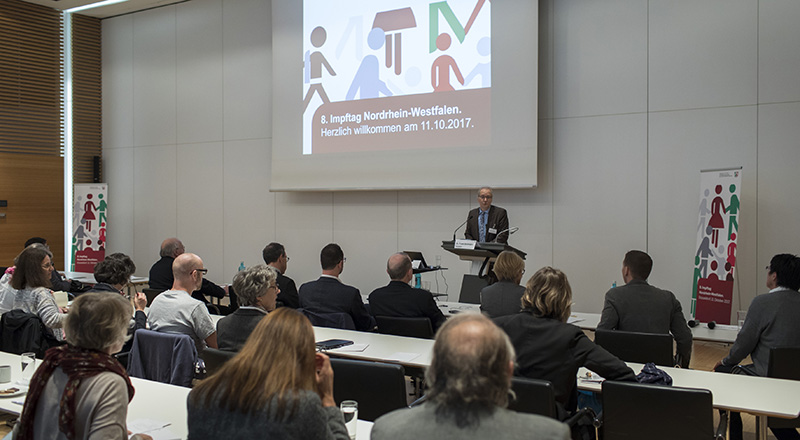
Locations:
71;184;107;273
692;168;741;324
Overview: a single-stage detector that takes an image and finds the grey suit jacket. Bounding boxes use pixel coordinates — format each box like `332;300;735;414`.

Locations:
597;279;692;367
216;307;267;351
372;403;570;440
479;281;524;318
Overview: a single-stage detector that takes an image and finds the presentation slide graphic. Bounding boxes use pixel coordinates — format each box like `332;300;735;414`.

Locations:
303;0;491;155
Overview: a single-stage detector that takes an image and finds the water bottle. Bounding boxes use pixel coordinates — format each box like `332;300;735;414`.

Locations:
414;273;421;288
612;281;617;288
238;261;245;272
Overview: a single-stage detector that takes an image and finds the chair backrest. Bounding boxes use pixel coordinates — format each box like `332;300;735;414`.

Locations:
767;347;800;429
458;274;488;304
142;288;163;307
127;329;198;387
508;376;558;419
299;309;356;330
375;316;433;339
200;347;237;377
594;328;674;366
330;358;407;422
602;380;714;440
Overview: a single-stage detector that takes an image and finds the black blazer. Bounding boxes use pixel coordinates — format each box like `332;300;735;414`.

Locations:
480;281;525;318
368;281;447;331
465;205;509;243
298;277;375;331
495;312;636;411
216;307;267;351
276;271;300;309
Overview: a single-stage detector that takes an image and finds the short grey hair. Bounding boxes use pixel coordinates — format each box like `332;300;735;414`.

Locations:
160;238;183;258
425;313;515;428
233;264;277;307
65;292;132;352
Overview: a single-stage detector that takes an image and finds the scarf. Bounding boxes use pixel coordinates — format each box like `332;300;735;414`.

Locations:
17;345;135;440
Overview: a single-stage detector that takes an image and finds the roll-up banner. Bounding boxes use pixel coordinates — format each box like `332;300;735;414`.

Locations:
692;168;741;325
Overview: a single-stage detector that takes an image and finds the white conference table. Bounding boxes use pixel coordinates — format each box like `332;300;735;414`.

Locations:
578;362;800;440
569;311;739;344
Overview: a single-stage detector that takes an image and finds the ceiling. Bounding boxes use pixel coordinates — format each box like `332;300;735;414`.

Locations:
20;0;188;18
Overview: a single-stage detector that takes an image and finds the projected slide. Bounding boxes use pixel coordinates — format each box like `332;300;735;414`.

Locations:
302;0;491;155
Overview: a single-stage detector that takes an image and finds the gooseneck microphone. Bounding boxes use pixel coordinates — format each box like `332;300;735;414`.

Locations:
491;226;519;243
453;214;474;241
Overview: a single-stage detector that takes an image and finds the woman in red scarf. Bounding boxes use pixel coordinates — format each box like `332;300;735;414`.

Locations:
13;292;152;440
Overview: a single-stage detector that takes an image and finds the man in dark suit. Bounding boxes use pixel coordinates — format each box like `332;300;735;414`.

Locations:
148;237;228;312
597;250;692;367
464;187;510;243
368;253;446;332
298;243;375;331
262;242;299;308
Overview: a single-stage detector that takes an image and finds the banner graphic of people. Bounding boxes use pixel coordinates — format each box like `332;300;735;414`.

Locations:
692;168;741;324
72;184;107;273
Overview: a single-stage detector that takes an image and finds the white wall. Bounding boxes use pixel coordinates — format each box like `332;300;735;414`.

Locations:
102;0;800;320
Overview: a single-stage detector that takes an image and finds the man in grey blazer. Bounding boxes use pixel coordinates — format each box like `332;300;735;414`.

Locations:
597;250;692;367
371;313;569;440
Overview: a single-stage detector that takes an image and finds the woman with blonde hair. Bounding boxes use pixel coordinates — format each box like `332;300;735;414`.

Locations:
480;251;526;318
187;307;349;439
494;266;635;413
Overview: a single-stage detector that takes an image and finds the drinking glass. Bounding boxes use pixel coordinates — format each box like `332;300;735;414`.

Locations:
737;310;747;329
340;400;358;440
21;352;36;384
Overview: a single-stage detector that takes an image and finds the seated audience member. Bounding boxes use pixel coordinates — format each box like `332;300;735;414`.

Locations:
597;250;692;367
86;255;148;353
714;253;800;440
12;292;152;440
24;237;75;293
216;265;278;351
371;313;569;440
148;238;228;310
0;265;14;315
495;267;636;413
368;252;446;332
188;308;349;439
299;243;374;331
148;253;218;350
11;245;67;340
263;242;300;308
480;251;526;318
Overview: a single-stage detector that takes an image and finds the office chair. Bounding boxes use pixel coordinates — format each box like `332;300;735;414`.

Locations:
594;328;674;366
330;358;407;421
127;329;197;387
508;376;558;419
602;380;726;440
141;288;163;307
767;347;800;431
458;274;488;304
299;309;356;330
375;316;434;339
200;347;237;377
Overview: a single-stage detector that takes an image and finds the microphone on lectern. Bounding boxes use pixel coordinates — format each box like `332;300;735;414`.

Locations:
453;214;474;241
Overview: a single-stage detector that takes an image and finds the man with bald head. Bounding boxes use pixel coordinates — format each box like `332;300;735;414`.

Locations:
148;253;218;350
372;314;569;439
368;252;446;332
148;237;227;309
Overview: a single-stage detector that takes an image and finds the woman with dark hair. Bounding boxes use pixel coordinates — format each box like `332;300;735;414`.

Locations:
188;307;348;439
10;246;67;339
494;266;636;413
12;292;152;439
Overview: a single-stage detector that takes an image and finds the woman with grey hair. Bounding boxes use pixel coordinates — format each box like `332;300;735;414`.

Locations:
216;264;279;351
12;292;152;440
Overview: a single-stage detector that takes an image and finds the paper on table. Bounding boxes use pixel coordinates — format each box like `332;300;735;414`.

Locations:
384;352;419;362
127;419;180;440
332;344;369;352
567;316;584;324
